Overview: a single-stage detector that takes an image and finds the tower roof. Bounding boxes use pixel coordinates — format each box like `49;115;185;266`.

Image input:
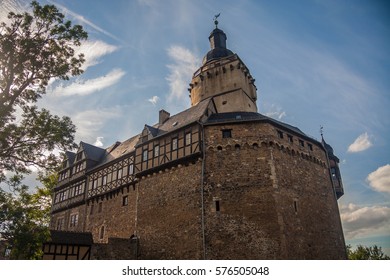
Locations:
202;25;234;65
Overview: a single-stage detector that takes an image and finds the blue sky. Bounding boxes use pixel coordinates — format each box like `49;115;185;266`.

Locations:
1;0;389;254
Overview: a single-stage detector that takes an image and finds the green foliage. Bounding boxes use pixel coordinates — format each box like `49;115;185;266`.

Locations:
0;172;56;259
346;244;390;260
0;1;87;175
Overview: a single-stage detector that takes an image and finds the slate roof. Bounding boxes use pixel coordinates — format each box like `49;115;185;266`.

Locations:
80;141;106;162
65;151;75;165
206;111;306;137
97;134;141;167
153;98;211;136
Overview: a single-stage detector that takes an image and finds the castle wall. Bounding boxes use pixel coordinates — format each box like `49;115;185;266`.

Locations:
203;122;346;259
85;185;137;243
136;161;203;259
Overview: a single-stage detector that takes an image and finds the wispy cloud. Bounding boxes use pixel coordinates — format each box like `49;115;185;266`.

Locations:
147;96;159;106
263;103;287;120
48;0;123;43
0;0;29;23
347;132;373;153
76;40;118;70
49;69;125;96
367;164;390;194
93;137;104;147
341;203;390;239
166;45;199;106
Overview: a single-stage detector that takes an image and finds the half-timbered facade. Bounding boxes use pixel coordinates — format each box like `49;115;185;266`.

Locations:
46;22;346;260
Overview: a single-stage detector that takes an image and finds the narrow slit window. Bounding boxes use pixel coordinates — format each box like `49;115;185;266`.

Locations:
215;200;220;212
100;226;105;239
294;201;298;213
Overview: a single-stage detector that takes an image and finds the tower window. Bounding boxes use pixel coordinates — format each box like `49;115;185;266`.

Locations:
98;202;103;213
287;135;293;143
308;143;313;151
222;129;232;138
277;130;284;139
294;200;298;214
299;139;305;147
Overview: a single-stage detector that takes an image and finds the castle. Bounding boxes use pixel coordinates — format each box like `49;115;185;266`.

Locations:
44;20;346;260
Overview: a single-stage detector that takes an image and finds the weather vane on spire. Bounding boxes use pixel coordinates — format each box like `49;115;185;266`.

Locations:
214;13;220;28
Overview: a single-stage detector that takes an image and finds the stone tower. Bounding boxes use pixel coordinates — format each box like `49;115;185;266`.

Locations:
189;21;258;113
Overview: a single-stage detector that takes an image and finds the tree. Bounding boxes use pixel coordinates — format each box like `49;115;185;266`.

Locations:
0;1;87;175
0;171;56;259
347;244;390;260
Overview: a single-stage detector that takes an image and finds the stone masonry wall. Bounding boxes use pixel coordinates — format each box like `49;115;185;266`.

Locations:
203;121;346;259
136;161;203;259
85;185;137;243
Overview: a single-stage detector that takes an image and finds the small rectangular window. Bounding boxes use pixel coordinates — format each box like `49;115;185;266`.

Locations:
287;135;293;143
154;145;159;157
294;201;298;214
56;218;64;230
215;200;220;212
222;129;232;138
143;149;148;161
128;164;134;175
172;138;178;150
98;202;103;213
117;168;123;179
90;204;94;215
185;132;191;146
308;143;313;151
122;195;128;206
299;139;304;147
277;130;284;139
70;214;78;227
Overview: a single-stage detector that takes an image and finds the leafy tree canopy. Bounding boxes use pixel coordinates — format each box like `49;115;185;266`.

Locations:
0;1;87;175
347;244;390;260
0;171;56;259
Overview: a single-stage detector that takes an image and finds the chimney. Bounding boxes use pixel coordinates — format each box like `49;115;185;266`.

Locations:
159;109;170;125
